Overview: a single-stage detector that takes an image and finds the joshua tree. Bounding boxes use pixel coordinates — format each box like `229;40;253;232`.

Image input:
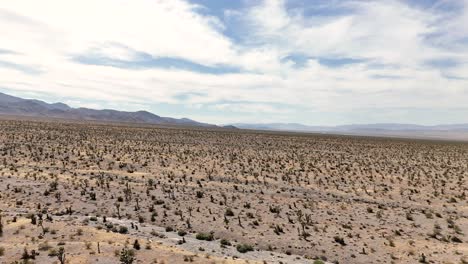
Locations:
133;239;141;250
38;218;46;237
124;181;132;202
115;202;121;219
0;214;3;237
54;247;66;264
296;210;312;239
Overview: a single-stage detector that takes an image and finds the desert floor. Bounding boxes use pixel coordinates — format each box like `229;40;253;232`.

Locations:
0;119;467;264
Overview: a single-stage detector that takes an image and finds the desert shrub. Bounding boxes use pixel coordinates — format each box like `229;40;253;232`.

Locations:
269;206;281;214
85;242;92;250
119;248;135;264
406;212;414;221
38;242;52;251
220;239;231;246
273;224;284;235
48;248;58;257
225;208;234;217
236;244;254;253
451;236;463;243
424;211;433;219
334;236;346;246
419;253;427;263
105;222;114;229
119;226;129;234
21;248;35;260
195;232;214;241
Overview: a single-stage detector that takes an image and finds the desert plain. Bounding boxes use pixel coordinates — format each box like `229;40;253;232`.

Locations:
0;118;467;264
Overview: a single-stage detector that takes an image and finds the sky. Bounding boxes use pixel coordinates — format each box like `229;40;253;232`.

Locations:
0;0;468;126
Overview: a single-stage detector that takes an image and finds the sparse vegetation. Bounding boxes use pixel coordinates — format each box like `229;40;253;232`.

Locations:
0;119;467;264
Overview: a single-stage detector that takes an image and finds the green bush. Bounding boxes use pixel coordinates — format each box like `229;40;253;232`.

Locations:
195;232;214;241
220;239;231;246
119;248;135;264
236;244;253;253
119;226;129;234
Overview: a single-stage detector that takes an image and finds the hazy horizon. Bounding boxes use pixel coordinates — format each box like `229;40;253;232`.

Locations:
3;89;468;127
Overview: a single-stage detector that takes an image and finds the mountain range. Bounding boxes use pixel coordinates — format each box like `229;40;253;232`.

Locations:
1;91;468;140
0;92;214;127
230;122;468;132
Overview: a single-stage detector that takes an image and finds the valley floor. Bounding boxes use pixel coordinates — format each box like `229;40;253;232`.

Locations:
0;119;467;263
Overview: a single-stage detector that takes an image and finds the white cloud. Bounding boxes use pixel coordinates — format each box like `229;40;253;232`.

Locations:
0;0;467;125
212;102;292;114
243;0;445;65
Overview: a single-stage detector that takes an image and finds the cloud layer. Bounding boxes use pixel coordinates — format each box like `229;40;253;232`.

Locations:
0;0;467;125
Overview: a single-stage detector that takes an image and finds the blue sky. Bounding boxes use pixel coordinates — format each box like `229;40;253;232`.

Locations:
0;0;468;125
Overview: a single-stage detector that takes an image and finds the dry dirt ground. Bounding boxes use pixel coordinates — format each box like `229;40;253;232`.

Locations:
0;119;467;264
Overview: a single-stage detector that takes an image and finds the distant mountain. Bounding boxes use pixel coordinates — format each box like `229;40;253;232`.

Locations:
0;92;215;127
231;122;468;141
231;122;468;132
2;91;467;140
222;125;239;129
337;123;468;132
230;123;330;132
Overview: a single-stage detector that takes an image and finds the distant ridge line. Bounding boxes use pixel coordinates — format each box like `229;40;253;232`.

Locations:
0;91;216;127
